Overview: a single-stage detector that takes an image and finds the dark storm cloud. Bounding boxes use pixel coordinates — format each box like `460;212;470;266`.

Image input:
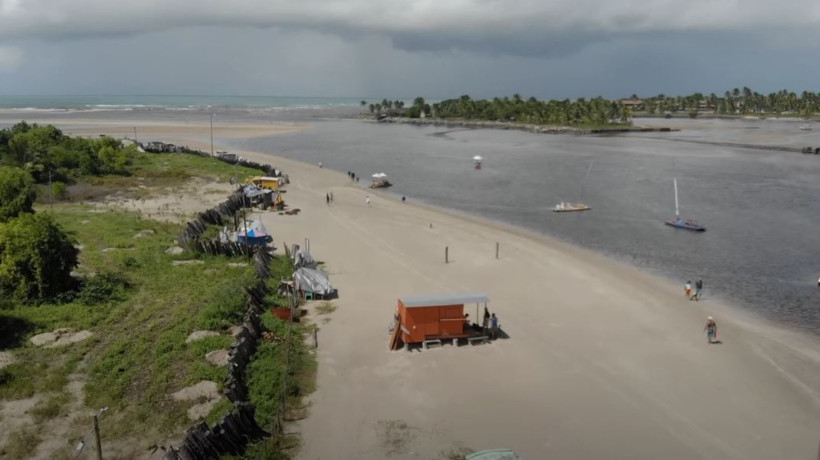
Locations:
1;0;820;98
2;0;820;54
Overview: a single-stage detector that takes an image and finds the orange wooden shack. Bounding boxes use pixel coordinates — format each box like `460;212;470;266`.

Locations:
390;293;489;349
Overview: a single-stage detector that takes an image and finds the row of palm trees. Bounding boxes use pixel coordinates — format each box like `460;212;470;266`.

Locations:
637;88;820;116
361;99;405;115
361;95;632;126
431;95;631;126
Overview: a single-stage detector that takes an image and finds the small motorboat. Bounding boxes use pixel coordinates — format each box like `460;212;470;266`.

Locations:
553;202;590;212
473;155;483;169
664;217;705;232
800;125;812;131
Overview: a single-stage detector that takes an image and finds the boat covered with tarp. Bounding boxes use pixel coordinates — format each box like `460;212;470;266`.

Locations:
293;267;335;297
369;172;392;188
237;219;272;246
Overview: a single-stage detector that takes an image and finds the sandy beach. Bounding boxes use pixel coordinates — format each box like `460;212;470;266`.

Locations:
6;115;820;459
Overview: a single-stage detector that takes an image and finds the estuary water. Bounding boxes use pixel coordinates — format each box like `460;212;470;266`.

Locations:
233;117;820;335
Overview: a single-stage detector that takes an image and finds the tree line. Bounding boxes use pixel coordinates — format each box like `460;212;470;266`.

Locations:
362;95;632;126
632;87;820;117
0;121;136;185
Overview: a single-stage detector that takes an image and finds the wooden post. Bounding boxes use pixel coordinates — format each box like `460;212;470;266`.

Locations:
93;415;102;460
445;246;449;264
496;242;499;259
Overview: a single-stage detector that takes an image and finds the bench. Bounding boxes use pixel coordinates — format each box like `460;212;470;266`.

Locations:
467;336;488;345
423;339;442;349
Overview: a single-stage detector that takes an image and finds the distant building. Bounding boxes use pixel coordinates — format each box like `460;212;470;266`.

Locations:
619;99;645;111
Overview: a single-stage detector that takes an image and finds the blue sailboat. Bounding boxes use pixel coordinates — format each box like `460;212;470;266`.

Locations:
664;178;706;232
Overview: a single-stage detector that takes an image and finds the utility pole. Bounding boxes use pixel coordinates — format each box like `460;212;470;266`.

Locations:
209;106;214;156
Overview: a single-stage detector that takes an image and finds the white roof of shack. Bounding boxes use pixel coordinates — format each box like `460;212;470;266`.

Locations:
399;293;489;308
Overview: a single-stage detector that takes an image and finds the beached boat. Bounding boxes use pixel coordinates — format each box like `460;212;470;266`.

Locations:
554;160;593;213
664;178;705;232
553;202;591;212
800;125;812;131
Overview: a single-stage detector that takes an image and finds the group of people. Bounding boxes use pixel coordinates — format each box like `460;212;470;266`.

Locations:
684;279;720;343
346;171;359;182
464;307;500;340
684;279;704;301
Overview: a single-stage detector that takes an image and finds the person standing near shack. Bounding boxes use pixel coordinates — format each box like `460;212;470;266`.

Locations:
482;307;490;335
490;313;499;340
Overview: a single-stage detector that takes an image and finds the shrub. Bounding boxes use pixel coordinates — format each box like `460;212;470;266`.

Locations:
0;167;36;222
77;272;130;305
0;213;79;302
52;181;68;200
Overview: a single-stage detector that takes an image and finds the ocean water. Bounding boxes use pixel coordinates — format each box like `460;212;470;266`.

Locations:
0;95;369;113
231;118;820;335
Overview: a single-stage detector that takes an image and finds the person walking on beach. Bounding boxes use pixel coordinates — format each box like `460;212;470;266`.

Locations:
402;196;406;203
330;192;334;202
695;279;703;300
366;196;371;207
490;313;499;340
326;193;330;205
684;281;693;299
704;316;718;343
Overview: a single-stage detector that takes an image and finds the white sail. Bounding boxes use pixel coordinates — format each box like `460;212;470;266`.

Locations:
674;178;680;217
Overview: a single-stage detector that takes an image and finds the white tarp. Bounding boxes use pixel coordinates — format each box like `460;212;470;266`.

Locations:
293;267;335;296
293;249;316;269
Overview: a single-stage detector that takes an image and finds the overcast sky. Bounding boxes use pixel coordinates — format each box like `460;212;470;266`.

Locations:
1;0;819;99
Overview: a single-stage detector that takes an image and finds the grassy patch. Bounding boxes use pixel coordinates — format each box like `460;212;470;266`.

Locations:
0;151;290;453
0;203;256;444
30;393;71;423
1;425;42;458
130;152;261;184
243;306;316;459
315;302;336;315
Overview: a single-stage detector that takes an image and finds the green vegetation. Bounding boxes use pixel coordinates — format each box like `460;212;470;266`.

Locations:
367;94;631;126
0;142;309;456
0;122;136;184
0;166;36;222
630;87;820;117
1;426;42;458
0;212;79;302
243;311;316;459
0;205;257;440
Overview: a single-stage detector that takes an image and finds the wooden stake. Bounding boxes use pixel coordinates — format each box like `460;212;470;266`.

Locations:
93;415;102;460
